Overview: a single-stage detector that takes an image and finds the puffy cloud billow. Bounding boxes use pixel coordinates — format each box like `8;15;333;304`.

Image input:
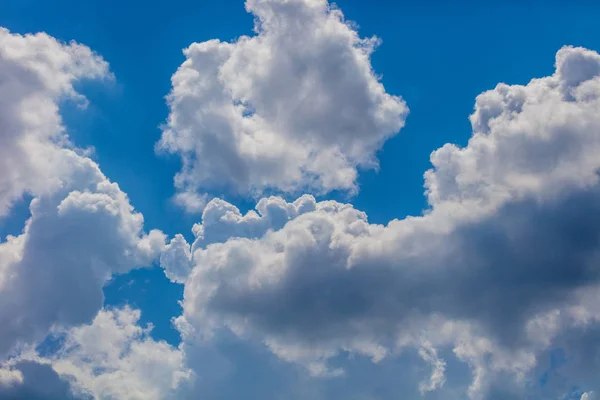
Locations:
157;0;407;208
50;307;190;400
0;28;165;361
0;165;166;357
0;307;190;400
0;27;110;216
164;45;600;398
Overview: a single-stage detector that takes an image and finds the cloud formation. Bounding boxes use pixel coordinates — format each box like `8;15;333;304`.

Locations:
0;164;166;357
158;0;407;207
165;45;600;398
51;307;190;400
0;27;110;216
1;307;189;400
0;28;165;360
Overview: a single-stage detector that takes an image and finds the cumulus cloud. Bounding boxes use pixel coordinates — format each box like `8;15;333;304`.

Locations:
160;234;193;284
158;0;407;201
0;163;166;358
51;307;190;400
425;46;600;212
0;307;190;400
164;45;600;398
0;27;110;216
0;28;165;361
160;194;317;283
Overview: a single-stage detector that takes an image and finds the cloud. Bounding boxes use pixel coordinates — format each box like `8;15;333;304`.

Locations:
157;0;407;201
0;27;110;217
160;234;193;284
0;164;166;358
160;194;317;283
418;341;446;395
165;45;600;398
0;28;165;360
0;360;83;400
425;46;600;212
172;192;209;214
50;307;190;400
0;366;23;388
0;307;190;400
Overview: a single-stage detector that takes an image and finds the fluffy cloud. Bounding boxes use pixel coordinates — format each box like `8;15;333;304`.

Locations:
165;45;600;398
0;27;110;216
0;163;166;358
160;234;194;284
158;0;407;205
425;45;600;213
0;307;190;400
0;28;165;360
160;194;317;283
51;307;190;400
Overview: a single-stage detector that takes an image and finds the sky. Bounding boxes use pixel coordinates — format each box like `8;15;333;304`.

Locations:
1;0;600;399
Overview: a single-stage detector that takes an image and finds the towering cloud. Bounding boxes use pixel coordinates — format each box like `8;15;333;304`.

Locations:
158;0;407;210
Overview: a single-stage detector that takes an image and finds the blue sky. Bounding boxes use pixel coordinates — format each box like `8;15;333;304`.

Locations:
2;1;600;399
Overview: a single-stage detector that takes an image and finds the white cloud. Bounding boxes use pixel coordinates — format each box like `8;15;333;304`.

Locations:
0;28;165;361
172;191;208;214
165;45;600;398
0;27;110;217
425;46;600;213
0;366;23;388
0;307;190;400
418;341;446;395
160;194;317;283
0;155;166;359
157;0;407;202
160;234;193;284
51;307;190;400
